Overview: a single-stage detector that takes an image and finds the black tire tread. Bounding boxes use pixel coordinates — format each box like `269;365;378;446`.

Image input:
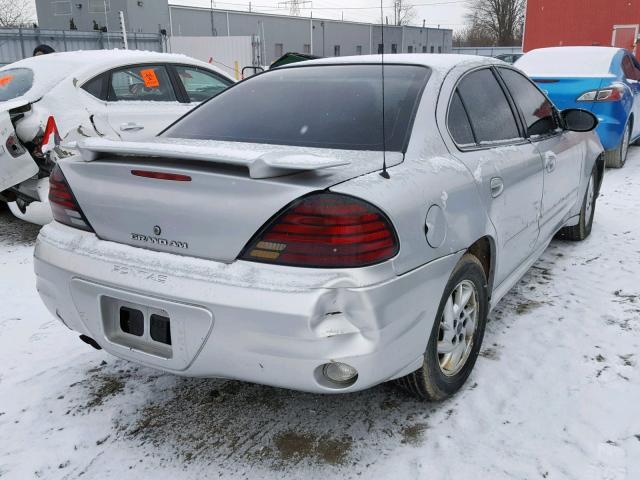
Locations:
556;167;597;241
395;253;487;401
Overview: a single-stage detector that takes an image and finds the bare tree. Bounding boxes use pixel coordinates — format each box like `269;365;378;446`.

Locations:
0;0;34;28
394;1;416;26
453;22;495;47
466;0;525;46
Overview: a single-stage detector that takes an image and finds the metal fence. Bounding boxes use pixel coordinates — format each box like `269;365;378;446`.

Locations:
0;28;164;66
452;46;523;57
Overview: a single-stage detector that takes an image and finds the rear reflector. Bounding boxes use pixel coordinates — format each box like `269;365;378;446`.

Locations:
131;170;192;181
240;193;399;268
49;164;94;232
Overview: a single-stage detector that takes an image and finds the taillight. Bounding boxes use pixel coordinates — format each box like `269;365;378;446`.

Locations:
240;193;399;268
39;116;60;154
577;84;625;102
49;164;93;232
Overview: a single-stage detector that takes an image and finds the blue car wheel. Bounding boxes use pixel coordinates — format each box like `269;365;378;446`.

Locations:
604;121;630;168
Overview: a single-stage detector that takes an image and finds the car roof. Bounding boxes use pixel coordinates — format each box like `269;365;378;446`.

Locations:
1;49;217;73
0;49;233;106
287;53;504;73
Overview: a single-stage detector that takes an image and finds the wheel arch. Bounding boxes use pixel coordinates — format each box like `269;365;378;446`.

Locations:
465;235;496;299
595;152;606;196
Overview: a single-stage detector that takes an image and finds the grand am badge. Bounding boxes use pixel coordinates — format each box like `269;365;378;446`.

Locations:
130;231;188;249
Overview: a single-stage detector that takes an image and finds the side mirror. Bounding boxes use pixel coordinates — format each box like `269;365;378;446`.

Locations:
561;108;598;132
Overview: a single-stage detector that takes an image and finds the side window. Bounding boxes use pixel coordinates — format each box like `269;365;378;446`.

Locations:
622;55;640;81
499;68;558;137
108;65;176;102
174;66;232;103
81;73;106;100
448;90;475;145
457;68;520;143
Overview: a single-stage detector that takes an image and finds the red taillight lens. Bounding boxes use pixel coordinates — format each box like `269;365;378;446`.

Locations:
49;164;93;232
577;84;625;102
241;193;399;268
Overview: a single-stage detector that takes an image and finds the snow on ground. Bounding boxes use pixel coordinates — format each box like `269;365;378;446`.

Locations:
1;150;640;480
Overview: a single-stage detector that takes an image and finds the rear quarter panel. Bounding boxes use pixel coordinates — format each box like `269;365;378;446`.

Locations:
332;61;497;277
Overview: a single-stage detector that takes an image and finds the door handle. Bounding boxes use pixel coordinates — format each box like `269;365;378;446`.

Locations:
490;177;504;198
544;152;557;173
120;122;144;132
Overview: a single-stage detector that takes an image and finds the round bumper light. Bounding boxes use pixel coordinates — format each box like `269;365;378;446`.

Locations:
322;362;358;386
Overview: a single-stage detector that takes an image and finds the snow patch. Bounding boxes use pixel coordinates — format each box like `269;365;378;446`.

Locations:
516;46;620;77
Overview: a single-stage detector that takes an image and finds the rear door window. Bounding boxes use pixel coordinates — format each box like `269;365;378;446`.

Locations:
622;55;640;81
498;67;559;137
0;68;33;101
447;90;475;145
457;68;521;144
81;72;108;100
173;66;232;102
108;65;176;102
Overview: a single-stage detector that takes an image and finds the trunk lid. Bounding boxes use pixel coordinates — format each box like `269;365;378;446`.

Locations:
0;103;38;192
531;76;608;111
61;138;401;262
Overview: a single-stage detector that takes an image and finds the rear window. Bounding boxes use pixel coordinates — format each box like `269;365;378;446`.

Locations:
0;68;33;102
164;64;430;152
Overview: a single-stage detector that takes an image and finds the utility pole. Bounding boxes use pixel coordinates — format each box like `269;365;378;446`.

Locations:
103;0;110;48
310;11;313;54
278;0;312;16
119;11;128;49
210;0;215;36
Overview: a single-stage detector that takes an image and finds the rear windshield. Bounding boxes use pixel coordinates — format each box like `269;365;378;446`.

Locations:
0;68;34;102
164;64;430;151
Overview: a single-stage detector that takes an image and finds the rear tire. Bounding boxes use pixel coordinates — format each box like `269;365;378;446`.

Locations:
556;167;597;241
604;122;630;168
396;254;488;401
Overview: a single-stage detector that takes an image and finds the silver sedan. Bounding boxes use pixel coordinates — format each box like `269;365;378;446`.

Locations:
34;55;604;400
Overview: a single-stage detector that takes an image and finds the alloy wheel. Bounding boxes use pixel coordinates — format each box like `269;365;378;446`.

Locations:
437;279;479;376
585;173;595;224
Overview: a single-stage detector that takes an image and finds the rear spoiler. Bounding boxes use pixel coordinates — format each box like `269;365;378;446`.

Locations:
77;138;350;179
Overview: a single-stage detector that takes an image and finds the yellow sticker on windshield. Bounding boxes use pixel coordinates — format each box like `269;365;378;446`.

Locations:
140;69;160;88
0;75;14;88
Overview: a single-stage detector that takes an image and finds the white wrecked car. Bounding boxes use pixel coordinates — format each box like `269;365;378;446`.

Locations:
0;49;234;224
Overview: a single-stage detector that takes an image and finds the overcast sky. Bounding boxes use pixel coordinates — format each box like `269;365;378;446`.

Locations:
28;1;469;31
170;1;469;30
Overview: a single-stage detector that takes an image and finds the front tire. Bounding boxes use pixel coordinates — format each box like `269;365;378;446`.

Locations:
604;122;630;168
396;254;488;400
556;167;597;241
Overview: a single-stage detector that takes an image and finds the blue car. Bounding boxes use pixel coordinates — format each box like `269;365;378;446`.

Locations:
516;46;640;168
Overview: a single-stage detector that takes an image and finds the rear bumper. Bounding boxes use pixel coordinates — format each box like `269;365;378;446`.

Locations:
8;177;52;225
34;222;460;393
